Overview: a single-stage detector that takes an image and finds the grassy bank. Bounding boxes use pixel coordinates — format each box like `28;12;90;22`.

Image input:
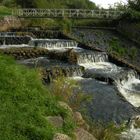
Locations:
0;6;12;17
0;54;75;140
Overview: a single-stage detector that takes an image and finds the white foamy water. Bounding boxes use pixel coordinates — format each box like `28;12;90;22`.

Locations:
29;39;78;49
121;116;140;140
118;79;140;107
0;44;29;49
116;71;140;107
79;62;120;72
46;47;82;51
121;127;140;140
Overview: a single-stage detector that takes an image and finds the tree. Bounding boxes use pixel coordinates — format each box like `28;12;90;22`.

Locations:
128;0;140;11
15;0;36;8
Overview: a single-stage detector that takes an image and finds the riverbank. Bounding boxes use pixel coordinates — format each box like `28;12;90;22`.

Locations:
66;28;140;74
0;54;101;140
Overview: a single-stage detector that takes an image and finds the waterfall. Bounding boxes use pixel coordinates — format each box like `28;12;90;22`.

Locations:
76;49;140;108
29;39;78;49
77;50;113;70
115;70;140;107
121;116;140;140
18;57;84;81
0;32;16;37
77;51;108;64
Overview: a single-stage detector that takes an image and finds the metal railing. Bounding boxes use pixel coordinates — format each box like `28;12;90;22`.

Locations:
12;9;124;19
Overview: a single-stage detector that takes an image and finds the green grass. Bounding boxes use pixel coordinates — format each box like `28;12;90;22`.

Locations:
0;6;12;17
0;54;75;140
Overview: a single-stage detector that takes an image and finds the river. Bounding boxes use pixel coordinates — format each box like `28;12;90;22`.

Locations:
0;32;140;139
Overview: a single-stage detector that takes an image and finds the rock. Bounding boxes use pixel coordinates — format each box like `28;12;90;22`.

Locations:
74;112;85;125
0;16;21;31
46;116;64;128
73;112;90;131
58;101;73;113
83;123;90;131
53;133;71;140
135;116;140;128
75;128;97;140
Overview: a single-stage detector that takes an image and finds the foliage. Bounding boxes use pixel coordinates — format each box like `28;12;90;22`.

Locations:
49;77;92;111
108;37;138;60
0;54;75;140
89;121;126;140
107;0;140;21
128;0;140;12
1;0;16;7
108;37;127;57
108;1;127;10
60;18;73;34
0;6;12;17
0;0;97;9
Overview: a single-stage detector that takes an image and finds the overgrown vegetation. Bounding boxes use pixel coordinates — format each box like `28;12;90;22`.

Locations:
0;54;76;140
107;37;138;60
113;0;140;21
49;77;92;111
89;121;126;140
0;0;97;9
0;5;12;17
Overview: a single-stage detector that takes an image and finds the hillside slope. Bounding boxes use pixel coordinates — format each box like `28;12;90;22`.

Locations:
0;0;97;9
0;54;75;140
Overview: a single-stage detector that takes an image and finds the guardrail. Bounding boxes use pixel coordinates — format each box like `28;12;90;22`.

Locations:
12;9;124;19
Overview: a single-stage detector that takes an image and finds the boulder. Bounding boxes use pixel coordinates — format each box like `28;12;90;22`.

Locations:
53;133;71;140
73;112;90;131
75;128;97;140
46;116;64;128
58;101;73;113
74;112;85;125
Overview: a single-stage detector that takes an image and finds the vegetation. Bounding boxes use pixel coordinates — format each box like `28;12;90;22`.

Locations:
0;5;12;17
0;54;76;140
0;0;97;9
89;122;126;140
111;0;140;21
108;37;138;60
108;37;127;57
49;77;92;111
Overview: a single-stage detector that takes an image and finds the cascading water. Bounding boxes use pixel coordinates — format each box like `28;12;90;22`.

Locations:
0;32;31;47
121;116;140;140
77;49;122;75
3;31;140;129
115;70;140;107
29;39;78;50
18;57;84;78
76;49;140;108
77;50;108;64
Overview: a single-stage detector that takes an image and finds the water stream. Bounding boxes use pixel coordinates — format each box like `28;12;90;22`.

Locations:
1;33;140;139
